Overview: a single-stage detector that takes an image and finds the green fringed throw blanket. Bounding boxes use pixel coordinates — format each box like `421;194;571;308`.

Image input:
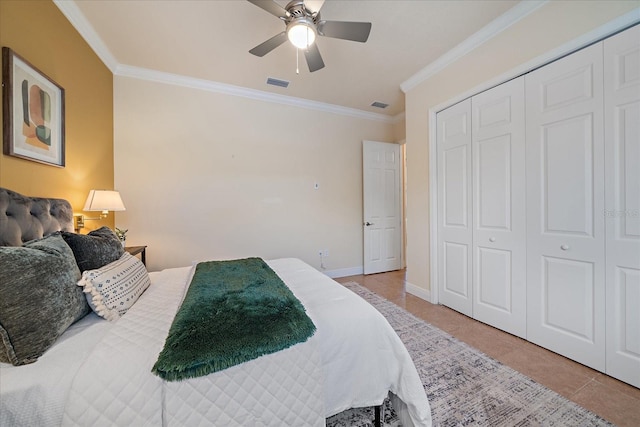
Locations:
152;258;316;381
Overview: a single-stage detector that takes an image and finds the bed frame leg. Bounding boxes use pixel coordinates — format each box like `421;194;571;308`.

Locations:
374;405;381;427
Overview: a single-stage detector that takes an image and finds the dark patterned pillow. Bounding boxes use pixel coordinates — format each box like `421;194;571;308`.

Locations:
61;226;124;272
0;233;90;365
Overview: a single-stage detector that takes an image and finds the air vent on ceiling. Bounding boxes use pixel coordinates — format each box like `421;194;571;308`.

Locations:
266;77;290;88
371;101;389;109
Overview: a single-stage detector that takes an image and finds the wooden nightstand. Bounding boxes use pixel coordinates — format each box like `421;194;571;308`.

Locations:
125;245;147;266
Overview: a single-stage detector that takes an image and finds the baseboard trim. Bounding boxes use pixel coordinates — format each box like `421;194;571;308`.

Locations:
324;266;364;279
327;270;434;303
406;281;431;302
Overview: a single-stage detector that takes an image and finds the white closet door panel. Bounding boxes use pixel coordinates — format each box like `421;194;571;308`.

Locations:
619;102;640;239
604;24;640;388
543;256;595;340
472;77;526;337
444;242;469;297
477;247;512;310
477;134;511;230
608;267;640;387
437;100;473;316
443;145;469;229
544;114;595;235
526;42;605;371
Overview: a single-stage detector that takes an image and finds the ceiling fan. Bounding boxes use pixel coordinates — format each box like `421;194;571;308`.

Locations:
247;0;372;72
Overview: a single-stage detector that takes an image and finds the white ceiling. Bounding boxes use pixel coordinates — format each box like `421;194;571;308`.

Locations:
66;0;521;117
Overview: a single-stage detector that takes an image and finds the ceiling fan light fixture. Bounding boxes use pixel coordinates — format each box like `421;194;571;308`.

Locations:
248;0;371;72
287;18;316;49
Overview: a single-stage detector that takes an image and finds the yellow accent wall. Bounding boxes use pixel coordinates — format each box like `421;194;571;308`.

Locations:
0;0;114;229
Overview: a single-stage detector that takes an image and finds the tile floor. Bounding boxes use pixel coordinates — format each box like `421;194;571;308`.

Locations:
335;269;640;427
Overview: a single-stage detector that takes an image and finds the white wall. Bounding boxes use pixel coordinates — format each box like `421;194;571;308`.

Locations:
114;76;395;272
404;1;639;294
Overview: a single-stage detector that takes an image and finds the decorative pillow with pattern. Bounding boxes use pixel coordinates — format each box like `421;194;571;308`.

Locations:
78;252;151;321
61;226;124;272
0;233;90;365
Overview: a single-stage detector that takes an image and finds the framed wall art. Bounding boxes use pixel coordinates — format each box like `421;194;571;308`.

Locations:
2;47;65;167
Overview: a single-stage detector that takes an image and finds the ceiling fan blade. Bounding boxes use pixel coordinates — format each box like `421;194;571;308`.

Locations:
247;0;289;19
318;20;372;42
249;32;287;57
304;0;325;14
304;43;325;72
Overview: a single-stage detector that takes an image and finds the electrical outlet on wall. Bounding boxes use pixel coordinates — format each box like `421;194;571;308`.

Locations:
318;249;330;257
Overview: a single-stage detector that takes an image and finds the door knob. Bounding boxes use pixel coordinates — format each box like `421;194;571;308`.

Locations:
365;222;374;226
561;244;570;250
489;237;496;242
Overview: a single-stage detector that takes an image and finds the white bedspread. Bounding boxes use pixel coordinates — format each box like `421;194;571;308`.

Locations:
1;258;431;426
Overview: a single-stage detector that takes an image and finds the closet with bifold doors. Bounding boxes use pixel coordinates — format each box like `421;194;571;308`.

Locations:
436;76;527;339
435;24;639;388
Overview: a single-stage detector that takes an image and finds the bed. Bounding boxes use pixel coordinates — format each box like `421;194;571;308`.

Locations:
0;187;432;426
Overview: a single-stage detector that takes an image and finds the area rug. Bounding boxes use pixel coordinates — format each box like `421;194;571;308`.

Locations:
326;282;612;427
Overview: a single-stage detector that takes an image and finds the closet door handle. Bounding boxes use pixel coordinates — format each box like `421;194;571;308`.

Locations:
489;237;496;242
560;244;570;251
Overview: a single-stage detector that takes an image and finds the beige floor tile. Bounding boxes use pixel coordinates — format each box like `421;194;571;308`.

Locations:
571;380;640;427
593;372;640;400
448;321;523;361
497;344;594;398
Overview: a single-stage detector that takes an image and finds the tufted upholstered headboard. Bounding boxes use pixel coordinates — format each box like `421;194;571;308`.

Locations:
0;187;74;247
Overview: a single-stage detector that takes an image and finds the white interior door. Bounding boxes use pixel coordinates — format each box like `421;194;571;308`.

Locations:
363;140;402;275
525;42;606;371
471;77;527;338
437;100;473;316
604;25;640;388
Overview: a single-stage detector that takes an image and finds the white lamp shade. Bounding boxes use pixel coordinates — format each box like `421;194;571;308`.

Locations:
83;190;126;212
287;22;316;49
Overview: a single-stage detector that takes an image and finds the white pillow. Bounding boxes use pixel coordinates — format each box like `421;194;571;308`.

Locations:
77;252;151;321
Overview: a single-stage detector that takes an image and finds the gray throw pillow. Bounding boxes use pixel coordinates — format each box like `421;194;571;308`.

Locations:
0;233;90;365
61;226;124;272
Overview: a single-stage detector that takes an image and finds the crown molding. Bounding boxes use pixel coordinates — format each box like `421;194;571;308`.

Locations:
400;0;548;93
426;8;640;118
392;111;406;124
53;0;118;72
54;0;396;123
115;65;396;123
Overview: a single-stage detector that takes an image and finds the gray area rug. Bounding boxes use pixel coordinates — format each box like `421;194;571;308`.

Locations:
326;282;612;427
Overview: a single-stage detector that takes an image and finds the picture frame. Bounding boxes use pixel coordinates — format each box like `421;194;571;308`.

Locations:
2;47;65;167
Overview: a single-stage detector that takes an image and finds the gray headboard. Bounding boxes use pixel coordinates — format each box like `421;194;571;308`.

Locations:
0;187;74;246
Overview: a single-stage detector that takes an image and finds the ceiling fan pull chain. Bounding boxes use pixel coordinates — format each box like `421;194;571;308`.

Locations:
296;48;300;74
